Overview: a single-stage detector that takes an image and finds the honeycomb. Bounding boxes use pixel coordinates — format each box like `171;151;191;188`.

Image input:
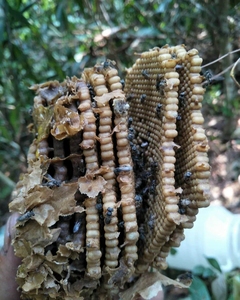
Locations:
124;45;210;273
9;45;210;299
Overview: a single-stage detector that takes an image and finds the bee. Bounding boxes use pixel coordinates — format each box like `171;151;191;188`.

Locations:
143;170;152;178
118;221;124;229
17;211;35;223
135;194;143;202
178;198;191;214
96;203;103;213
148;214;155;230
105;207;114;225
184;171;192;183
87;83;95;101
175;64;183;72
203;70;213;87
138;224;146;242
42;174;61;188
149;179;157;195
28;106;33;116
178;206;186;215
140;141;148;149
135;177;143;190
114;100;130;116
114;165;132;175
103;59;116;69
131;144;138;155
72;214;86;247
176;114;182;121
73;219;81;233
142;69;150;79
150;161;158;174
179;91;186;108
135;194;143;209
178;200;190;214
120;79;125;90
142;186;149;197
156;74;166;95
140;94;146;103
126;93;134;101
128;117;133;127
176;272;193;286
56;217;72;245
128;127;135;141
156;103;163;118
179;198;191;207
78;157;86;175
91;101;97;108
107;207;114;214
95;193;103;213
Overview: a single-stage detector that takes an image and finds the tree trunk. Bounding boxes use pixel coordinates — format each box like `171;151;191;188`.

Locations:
205;0;237;140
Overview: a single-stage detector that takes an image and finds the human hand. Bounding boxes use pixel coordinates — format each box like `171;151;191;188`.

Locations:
0;213;21;300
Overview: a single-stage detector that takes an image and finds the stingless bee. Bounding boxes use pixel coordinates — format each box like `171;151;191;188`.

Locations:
156;74;166;96
126;93;134;101
120;79;125;90
140;94;146;103
156;103;163;118
114;165;133;175
73;219;82;233
17;211;35;223
103;59;116;69
128;127;135;141
148;214;155;230
184;171;192;183
42;174;61;188
178;198;191;214
105;207;114;224
142;69;150;79
175;64;183;72
179;91;186;108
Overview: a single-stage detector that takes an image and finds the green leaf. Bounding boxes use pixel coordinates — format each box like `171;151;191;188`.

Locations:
233;274;240;299
0;184;13;198
202;267;216;279
21;1;38;13
193;265;205;276
170;248;177;255
135;27;159;37
5;1;29;28
189;276;211;300
205;257;222;273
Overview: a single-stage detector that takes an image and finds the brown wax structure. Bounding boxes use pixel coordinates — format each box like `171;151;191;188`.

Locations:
9;45;210;299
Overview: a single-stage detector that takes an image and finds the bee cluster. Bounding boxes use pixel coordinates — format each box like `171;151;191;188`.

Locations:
10;45;210;299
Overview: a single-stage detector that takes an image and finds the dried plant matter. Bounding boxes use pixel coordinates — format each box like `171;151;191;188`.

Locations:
9;45;210;299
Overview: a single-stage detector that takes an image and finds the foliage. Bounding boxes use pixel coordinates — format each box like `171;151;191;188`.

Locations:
189;276;212;300
165;257;240;299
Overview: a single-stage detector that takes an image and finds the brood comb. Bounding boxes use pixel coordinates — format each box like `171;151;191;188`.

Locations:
124;45;210;273
9;45;210;299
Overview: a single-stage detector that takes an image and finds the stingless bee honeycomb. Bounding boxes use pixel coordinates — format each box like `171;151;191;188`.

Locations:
124;45;210;273
9;44;210;300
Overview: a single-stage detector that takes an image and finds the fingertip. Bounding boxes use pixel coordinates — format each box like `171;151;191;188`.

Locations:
0;214;21;300
3;213;19;255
